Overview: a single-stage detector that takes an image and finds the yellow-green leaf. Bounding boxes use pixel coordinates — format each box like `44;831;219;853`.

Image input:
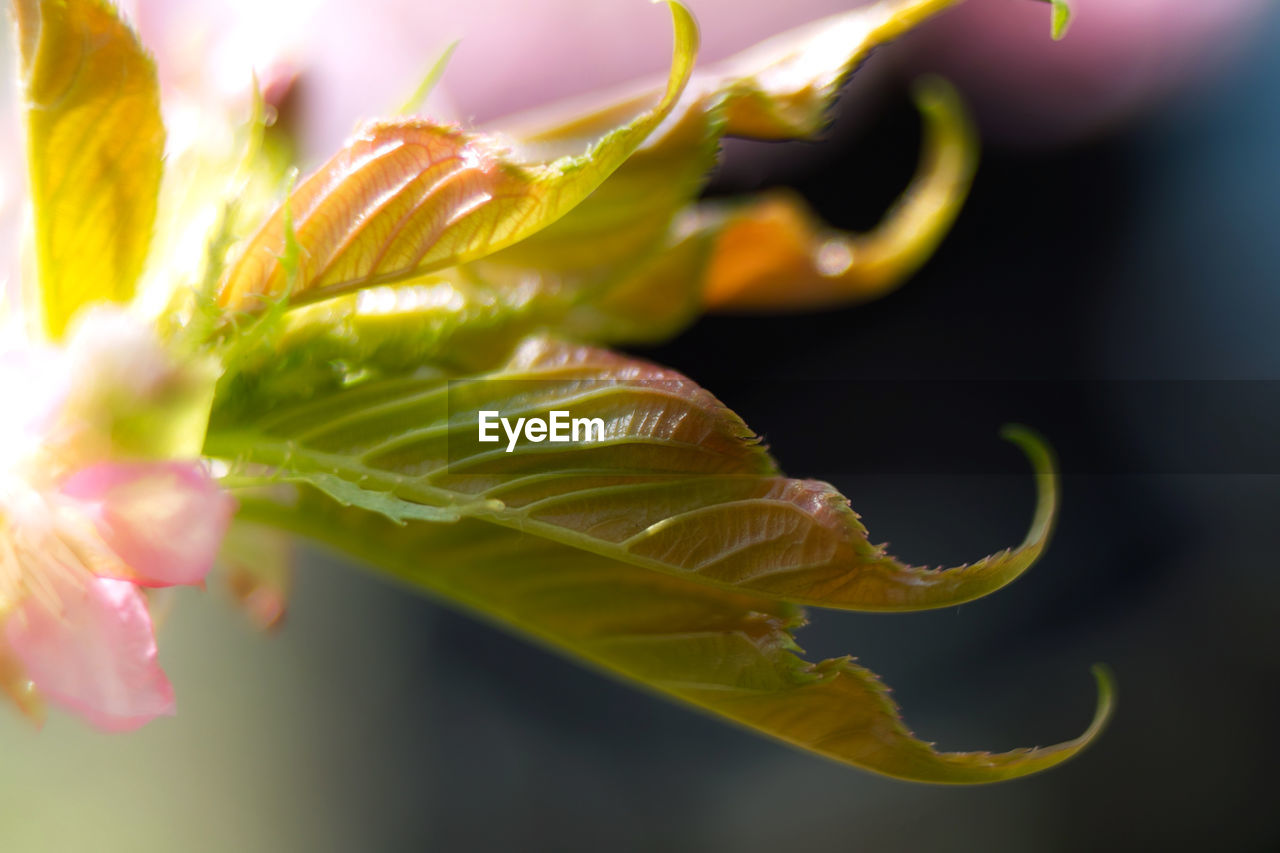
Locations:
476;0;973;325
1043;0;1073;40
472;101;722;288
240;489;1112;783
15;0;165;339
216;1;698;312
208;337;1058;613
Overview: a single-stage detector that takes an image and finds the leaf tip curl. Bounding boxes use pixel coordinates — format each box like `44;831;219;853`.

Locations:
1000;422;1059;547
1086;663;1117;738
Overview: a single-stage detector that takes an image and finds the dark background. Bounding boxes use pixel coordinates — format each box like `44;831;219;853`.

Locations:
3;7;1277;853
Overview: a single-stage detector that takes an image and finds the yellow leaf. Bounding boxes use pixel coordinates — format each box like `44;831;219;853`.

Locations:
15;0;165;339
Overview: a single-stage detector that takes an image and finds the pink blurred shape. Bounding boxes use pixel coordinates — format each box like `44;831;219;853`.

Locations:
5;575;176;732
2;458;231;730
60;462;235;589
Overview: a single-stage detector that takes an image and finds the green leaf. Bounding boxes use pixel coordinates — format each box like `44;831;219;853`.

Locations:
15;0;165;338
215;1;698;312
275;471;497;525
208;337;1058;613
239;488;1112;783
1043;0;1073;40
209;275;572;424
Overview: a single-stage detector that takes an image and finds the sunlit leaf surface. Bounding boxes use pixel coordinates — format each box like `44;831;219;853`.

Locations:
216;2;698;312
241;489;1111;784
209;337;1057;613
15;0;165;338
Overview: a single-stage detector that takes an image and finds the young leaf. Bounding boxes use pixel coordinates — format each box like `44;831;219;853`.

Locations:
240;489;1112;783
215;1;698;312
15;0;165;338
207;337;1058;613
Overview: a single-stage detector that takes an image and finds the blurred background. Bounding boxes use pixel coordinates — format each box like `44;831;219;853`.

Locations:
2;1;1278;850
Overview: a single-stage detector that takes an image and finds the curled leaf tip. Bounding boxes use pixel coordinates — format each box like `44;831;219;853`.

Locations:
1086;663;1118;738
1002;422;1059;550
908;662;1114;785
702;74;976;313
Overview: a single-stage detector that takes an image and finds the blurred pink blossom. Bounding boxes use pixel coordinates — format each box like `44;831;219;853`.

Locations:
0;325;233;731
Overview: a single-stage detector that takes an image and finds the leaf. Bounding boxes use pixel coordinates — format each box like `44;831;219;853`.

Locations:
207;337;1058;613
1041;0;1073;40
209;275;570;426
701;78;977;312
238;488;1112;783
507;0;962;146
215;1;698;312
700;0;959;140
555;231;713;344
211;223;711;418
473;0;975;324
15;0;165;339
275;471;498;525
470;100;723;290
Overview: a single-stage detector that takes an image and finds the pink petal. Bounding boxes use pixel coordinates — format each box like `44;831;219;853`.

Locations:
5;575;174;732
60;461;235;588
